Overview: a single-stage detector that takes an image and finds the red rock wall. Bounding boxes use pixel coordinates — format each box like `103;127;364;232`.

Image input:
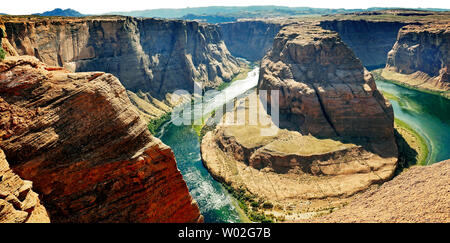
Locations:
0;56;202;222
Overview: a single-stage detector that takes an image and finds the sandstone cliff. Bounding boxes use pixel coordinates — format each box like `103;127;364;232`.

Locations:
384;24;450;96
219;20;282;61
2;16;240;99
258;24;396;148
307;160;450;223
0;56;202;222
0;149;50;223
319;20;410;68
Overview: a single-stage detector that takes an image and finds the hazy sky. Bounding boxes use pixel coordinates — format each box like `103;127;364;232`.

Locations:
2;0;449;15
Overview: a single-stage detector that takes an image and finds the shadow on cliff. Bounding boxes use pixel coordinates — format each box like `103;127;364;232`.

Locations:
393;129;419;175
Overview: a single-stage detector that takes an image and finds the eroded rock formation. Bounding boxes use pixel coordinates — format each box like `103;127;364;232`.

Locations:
0;149;50;223
259;24;396;147
384;24;450;96
0;56;202;222
2;16;240;98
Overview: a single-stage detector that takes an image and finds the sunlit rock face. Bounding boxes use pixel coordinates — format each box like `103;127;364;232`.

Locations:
258;24;396;148
0;56;202;223
0;149;50;223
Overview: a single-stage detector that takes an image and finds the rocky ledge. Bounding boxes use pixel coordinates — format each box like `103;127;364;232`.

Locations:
384;24;450;97
0;149;50;223
201;24;398;221
307;160;450;223
0;56;202;222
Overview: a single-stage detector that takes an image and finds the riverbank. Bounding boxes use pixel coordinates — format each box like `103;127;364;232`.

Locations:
379;89;429;167
372;69;450;99
394;118;429;170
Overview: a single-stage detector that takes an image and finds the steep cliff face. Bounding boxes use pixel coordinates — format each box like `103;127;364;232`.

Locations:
0;26;18;57
2;16;240;99
219;20;282;61
384;24;450;94
258;24;396;146
0;149;50;223
0;56;202;222
319;20;410;68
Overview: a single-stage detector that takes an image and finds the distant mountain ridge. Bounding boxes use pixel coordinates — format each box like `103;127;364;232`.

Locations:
105;6;450;21
33;8;84;17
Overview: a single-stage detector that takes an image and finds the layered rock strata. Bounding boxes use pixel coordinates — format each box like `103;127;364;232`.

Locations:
258;24;396;148
0;56;202;223
384;24;450;97
0;149;50;223
308;160;450;223
1;16;240;98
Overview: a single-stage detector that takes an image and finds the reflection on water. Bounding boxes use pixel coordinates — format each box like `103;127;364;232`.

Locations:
376;80;450;164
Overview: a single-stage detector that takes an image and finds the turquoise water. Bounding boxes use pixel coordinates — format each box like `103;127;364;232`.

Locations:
158;68;260;222
160;124;243;222
376;79;450;164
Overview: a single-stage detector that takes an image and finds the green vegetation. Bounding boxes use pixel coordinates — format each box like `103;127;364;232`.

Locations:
394;118;429;174
380;90;400;103
0;47;6;61
147;112;171;135
191;110;218;141
221;183;274;223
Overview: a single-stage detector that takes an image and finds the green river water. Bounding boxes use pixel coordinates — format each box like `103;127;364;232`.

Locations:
375;79;450;164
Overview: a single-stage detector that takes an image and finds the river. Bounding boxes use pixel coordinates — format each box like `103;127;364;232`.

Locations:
157;68;260;223
375;79;450;164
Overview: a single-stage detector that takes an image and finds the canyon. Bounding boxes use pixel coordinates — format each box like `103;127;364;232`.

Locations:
2;16;241;122
1;9;449;223
202;23;399;220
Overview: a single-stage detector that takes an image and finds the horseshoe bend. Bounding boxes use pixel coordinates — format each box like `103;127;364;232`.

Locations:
0;6;449;224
